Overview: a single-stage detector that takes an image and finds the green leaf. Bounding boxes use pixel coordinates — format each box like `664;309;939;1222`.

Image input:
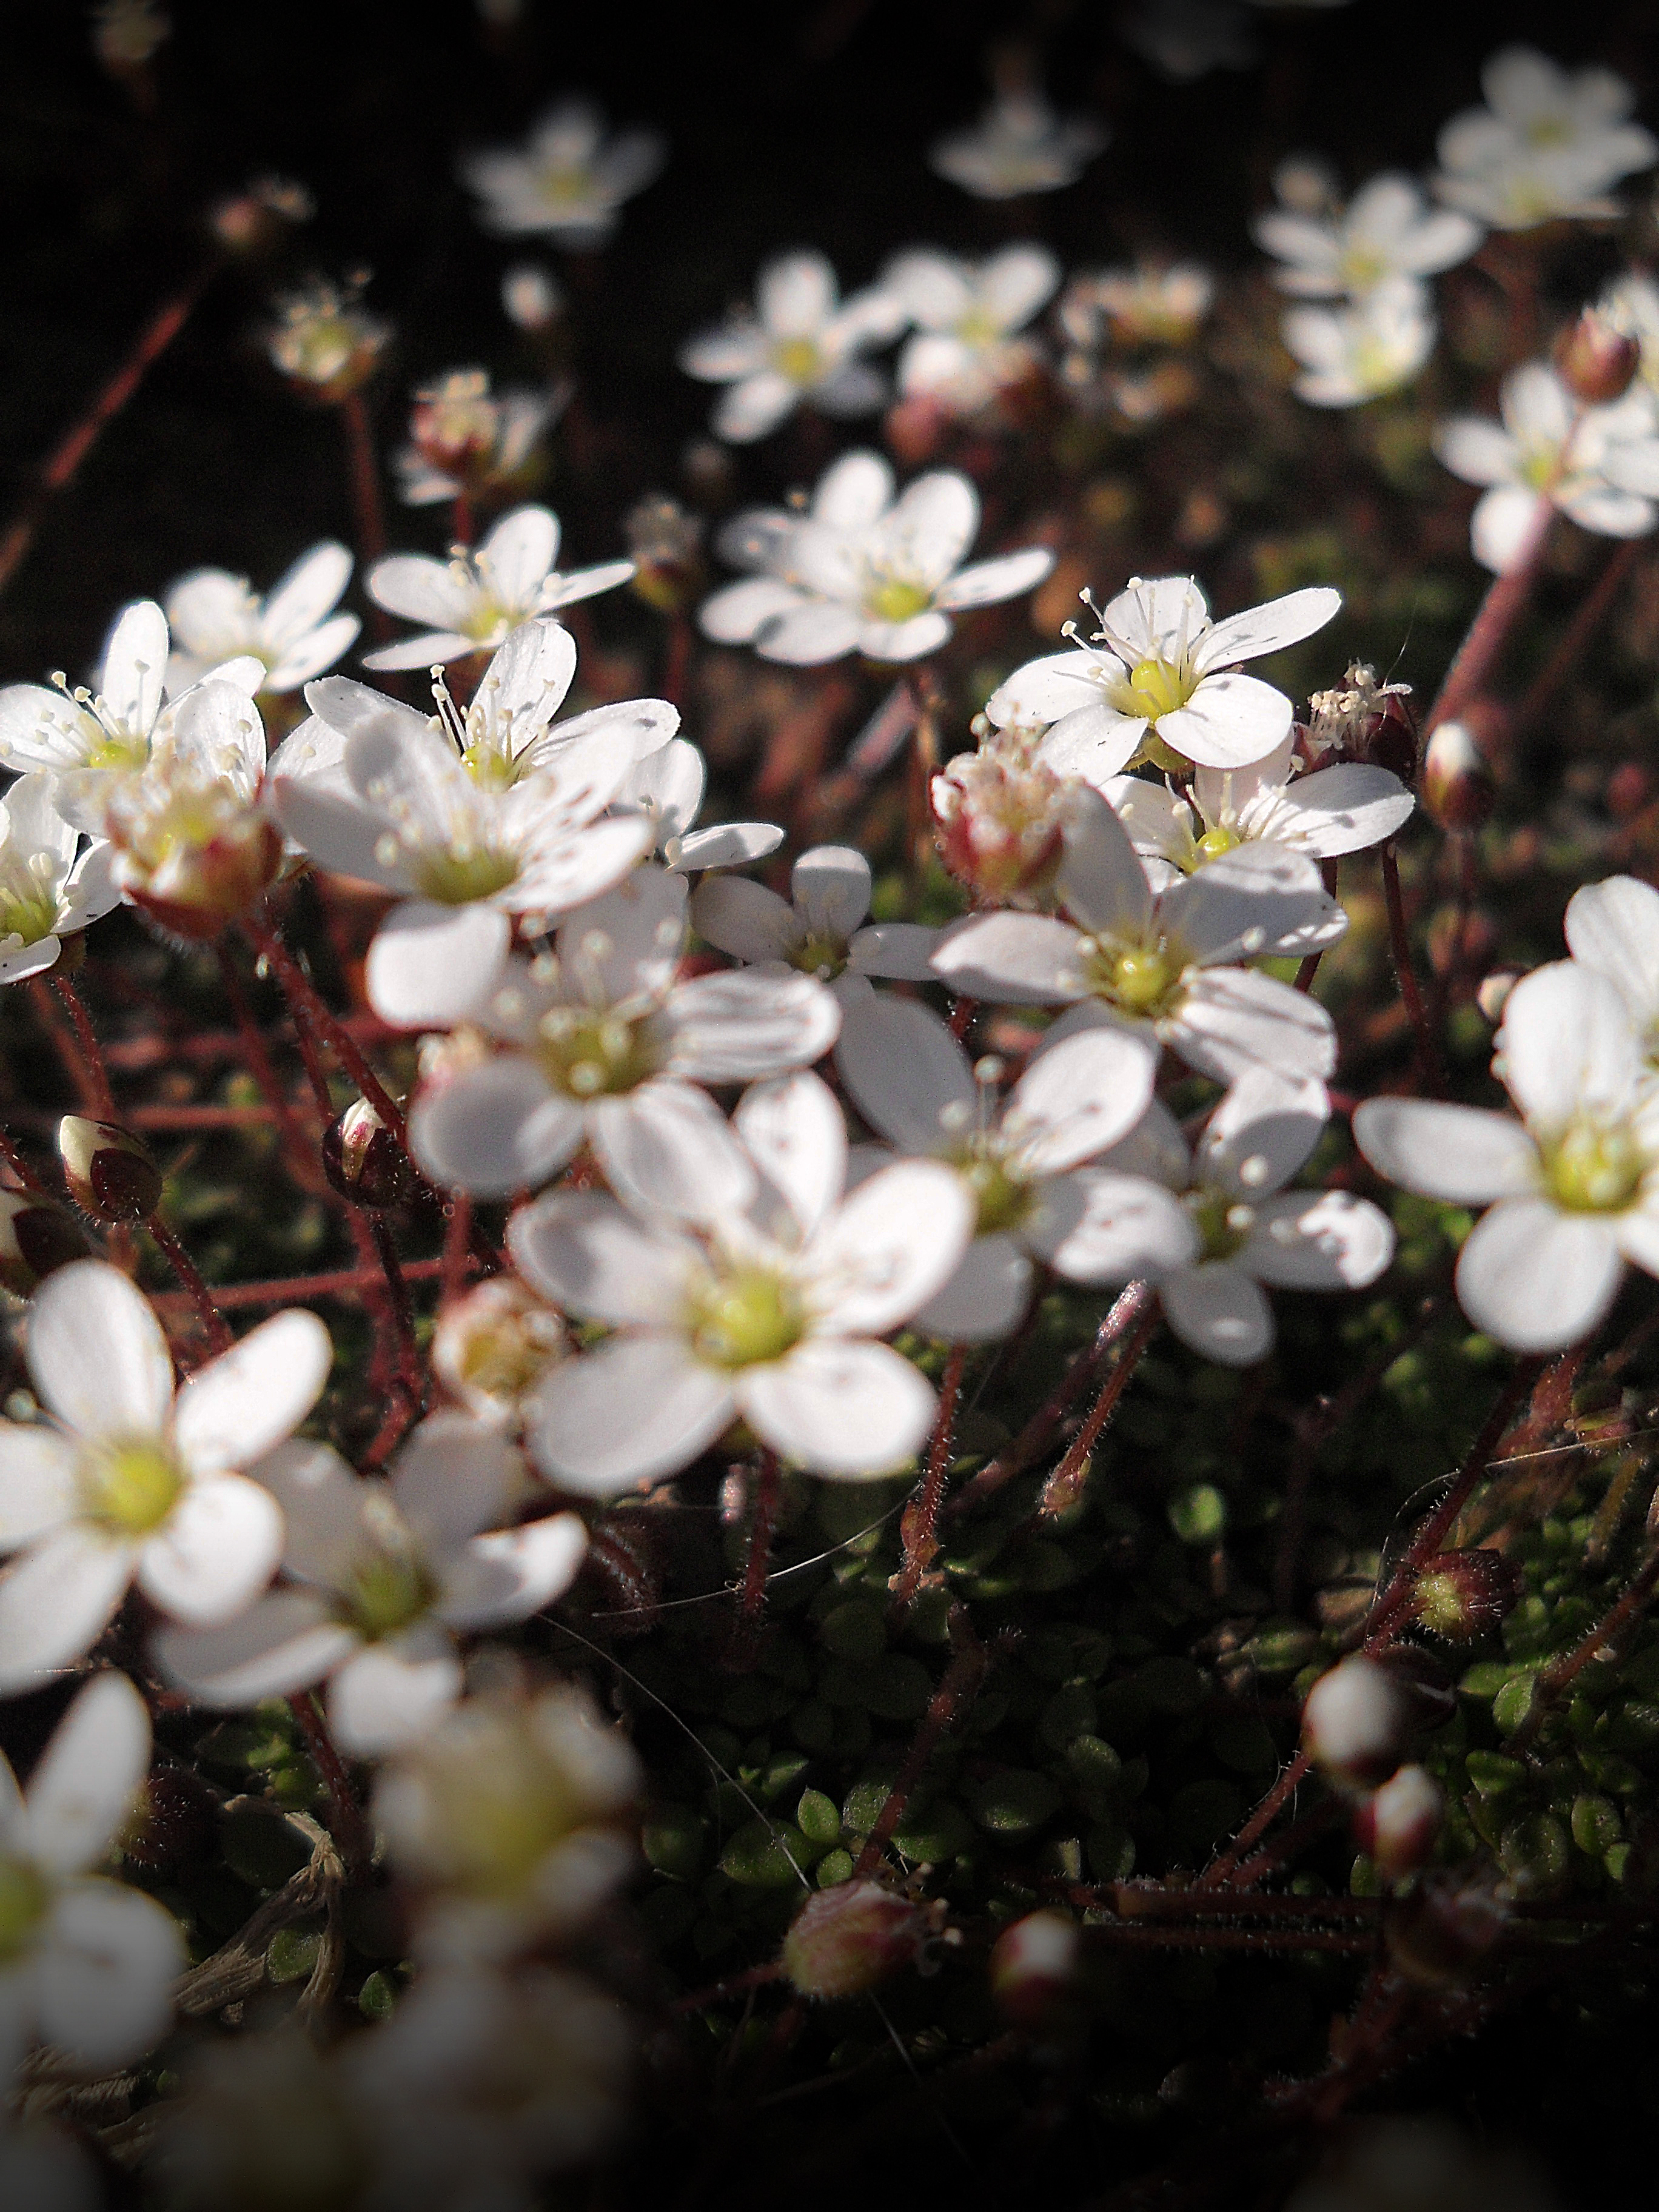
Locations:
717;1819;813;1888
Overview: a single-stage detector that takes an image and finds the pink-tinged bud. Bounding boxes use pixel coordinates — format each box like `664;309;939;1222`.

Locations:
432;1275;567;1424
1301;1655;1410;1793
1304;663;1416;777
1421;720;1495;833
625;494;706;615
408;370;500;483
885;394;954;471
989;1911;1081;2030
1383;1869;1507;1988
58;1116;163;1225
931;746;1070;908
209;175;313;256
106;771;284;940
1410;1547;1524;1641
321;1099;419;1213
781;1880;925;2000
1555;307;1641;406
1607;762;1654;820
0;1189;93;1296
1353;1763;1444;1882
502;263;562;332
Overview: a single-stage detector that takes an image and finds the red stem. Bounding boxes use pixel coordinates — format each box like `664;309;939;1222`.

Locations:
852;1611;990;1877
1037;1287;1160;1518
890;1343;966;1619
1379;839;1444;1093
286;1690;372;1872
145;1213;233;1358
363;1215;424;1467
1423;497;1554;733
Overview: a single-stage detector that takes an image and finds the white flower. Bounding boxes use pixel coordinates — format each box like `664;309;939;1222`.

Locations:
502;262;563;331
0;1673;183;2077
1092;1073;1393;1366
511;1069;974;1492
458;97;665;247
0;1260;330;1693
265;276;389;398
618;738;782;873
1433;361;1659;573
363;504;634;672
881;246;1060;415
155;1413;587;1756
833;980;1173;1339
931;783;1341;1087
1061;263;1215;352
1561;874;1659;1062
272;620;671;1029
432;1276;566;1428
1280;280;1439;407
1433;45;1657;230
1354;961;1659;1353
987;572;1342;778
928;92;1107;200
407;865;842;1199
679;251;906;445
394;369;565;508
1601;270;1659;400
699;449;1054;666
1119;0;1256;84
0;774;120;987
1255;172;1483;300
163;542;358;696
691;842;942;988
1103;731;1415;869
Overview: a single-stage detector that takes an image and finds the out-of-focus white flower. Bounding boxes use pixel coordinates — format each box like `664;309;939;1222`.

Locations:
1433;45;1657;230
155;1413;587;1755
1600;271;1659;400
933;783;1342;1087
1355;960;1659;1353
1433;361;1659;572
0;1672;183;2078
0;774;119;987
929;92;1107;199
679;252;905;445
0;1260;330;1691
407;864;841;1200
433;1275;567;1428
502;262;564;330
460;98;665;247
1256;173;1483;300
364;503;634;671
1104;732;1415;866
1065;263;1215;352
692;843;941;988
1562;874;1659;1064
511;1070;974;1491
1280;280;1439;407
1118;0;1255;84
394;370;566;509
618;738;781;873
265;276;389;400
164;542;358;697
834;981;1169;1339
700;449;1054;666
881;246;1059;415
988;573;1342;779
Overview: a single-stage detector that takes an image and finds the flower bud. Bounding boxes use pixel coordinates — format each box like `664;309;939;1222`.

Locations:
1410;1547;1524;1641
781;1880;925;2001
1420;719;1495;833
58;1117;163;1224
1301;1655;1410;1793
433;1276;566;1425
988;1910;1081;2030
1383;1869;1506;1987
625;495;706;615
1352;1763;1443;1882
209;175;313;256
931;743;1070;908
267;276;390;403
502;263;563;332
0;1190;93;1296
1476;968;1521;1024
1304;663;1415;777
321;1099;419;1212
1554;306;1641;406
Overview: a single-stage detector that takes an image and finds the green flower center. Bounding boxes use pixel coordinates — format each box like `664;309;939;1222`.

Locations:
1187;1189;1252;1262
81;1436;184;1537
536;1009;659;1099
773;337;824;385
0;1857;49;1963
788;930;848;980
688;1267;806;1370
1191;823;1241;866
341;1548;438;1643
1082;934;1184;1017
460;739;521;793
1521;447;1560;492
1339;246;1389;293
1115;655;1198;725
538;162;593;207
1542;1119;1647;1214
411;842;521;905
864;577;935;625
0;882;61;948
84;734;150;773
951;1145;1034;1236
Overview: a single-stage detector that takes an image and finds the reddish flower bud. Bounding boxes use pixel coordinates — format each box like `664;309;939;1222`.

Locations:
1554;307;1641;406
321;1098;419;1212
1304;663;1416;777
989;1910;1081;2030
932;745;1070;908
1352;1763;1444;1882
781;1880;925;2000
1301;1655;1410;1793
0;1189;93;1296
1410;1547;1524;1641
1421;720;1495;833
625;494;706;615
1384;1869;1507;1988
58;1116;163;1225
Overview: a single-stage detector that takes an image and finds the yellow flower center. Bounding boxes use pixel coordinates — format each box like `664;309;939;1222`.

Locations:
1192;823;1241;866
864;576;935;625
81;1436;184;1536
951;1145;1034;1236
0;880;61;948
788;930;848;980
0;1857;49;1963
688;1267;806;1370
1083;935;1183;1017
773;336;824;384
537;162;594;207
1339;246;1389;293
460;739;521;793
1542;1119;1647;1213
84;733;151;773
1187;1189;1252;1262
341;1548;438;1643
411;843;521;905
536;1009;659;1100
1521;447;1560;492
1118;655;1198;724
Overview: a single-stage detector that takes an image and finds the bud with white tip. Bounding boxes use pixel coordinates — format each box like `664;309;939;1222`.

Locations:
1301;1655;1410;1794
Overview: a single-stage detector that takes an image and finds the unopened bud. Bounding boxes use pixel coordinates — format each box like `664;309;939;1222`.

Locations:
989;1910;1081;2030
1476;968;1521;1024
1301;1655;1410;1793
625;495;706;615
931;746;1070;908
58;1117;163;1224
209;175;314;256
781;1880;925;2000
321;1099;418;1212
1353;1763;1444;1882
1554;307;1641;406
1410;1547;1524;1641
502;263;563;331
0;1190;93;1296
1421;720;1495;833
432;1275;566;1423
1384;1868;1507;1986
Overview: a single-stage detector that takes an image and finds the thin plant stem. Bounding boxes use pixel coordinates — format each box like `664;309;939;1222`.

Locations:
50;971;117;1121
150;1254;469;1313
1037;1290;1160;1518
1515;537;1643;742
214;940;326;1187
245;918;409;1146
441;1191;473;1306
286;1690;372;1873
363;1215;423;1468
1197;1751;1313;1890
145;1212;233;1358
340;391;388;578
1503;1540;1659;1754
851;1610;990;1878
890;1343;966;1620
734;1450;783;1655
1379;839;1444;1092
1422;495;1554;734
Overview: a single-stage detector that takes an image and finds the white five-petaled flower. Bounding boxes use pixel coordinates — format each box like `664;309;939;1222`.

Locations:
691;843;942;991
408;865;841;1201
987;572;1342;778
1355;960;1659;1354
1102;732;1415;873
0;1261;331;1693
881;245;1060;415
1091;1073;1393;1366
155;1414;588;1756
1433;45;1657;232
271;618;672;1029
1255;172;1483;301
363;505;634;672
931;783;1341;1088
617;739;782;874
163;541;359;697
1433;361;1659;574
1279;279;1439;409
700;449;1054;667
0;1672;184;2079
509;1069;975;1493
833;980;1171;1340
458;97;666;247
679;251;906;446
0;774;120;986
928;91;1107;200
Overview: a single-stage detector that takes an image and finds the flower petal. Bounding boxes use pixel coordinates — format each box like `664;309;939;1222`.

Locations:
734;1069;847;1241
480;506;558;608
1455;1198;1625;1354
661;966;841;1081
154;1589;357;1705
27;1261;174;1443
811;451;896;530
1160;841;1342;964
410;1057;582;1198
525;1332;736;1496
1266;763;1416;856
936;546;1056;611
390;1410;520;1552
1352;1098;1538;1203
1026;1170;1198;1282
1564;874;1659;1031
135;1471;284;1626
365;900;512;1030
736;1338;936;1475
0;1427;77;1552
833;983;976;1153
1494;960;1642;1127
846;923;943;980
38;1880;182;2070
1057;783;1159;938
509;1190;699;1326
1036;701;1146;782
1165;967;1337;1084
801;1159;974;1336
1471;485;1548;575
173;1309;332;1478
987;649;1106;729
1241;1189;1395;1290
1198;1067;1329;1196
1159;1264;1274;1366
931;911;1088;1005
714;372;800;443
1005;1025;1158;1175
910;1235;1033;1341
97;601;169;739
691;873;803;963
792;845;871;940
435;1513;589;1630
1194;586;1342;673
23;1672;151;1877
699;578;806;645
328;1624;464;1757
1159;673;1293;769
754;599;865;665
0;1527;134;1693
255;1438;374;1586
588;1079;757;1224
